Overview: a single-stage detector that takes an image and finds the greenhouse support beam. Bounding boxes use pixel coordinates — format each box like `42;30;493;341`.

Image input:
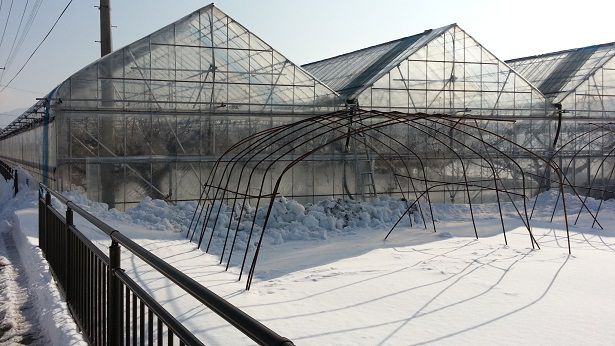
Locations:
42;99;49;186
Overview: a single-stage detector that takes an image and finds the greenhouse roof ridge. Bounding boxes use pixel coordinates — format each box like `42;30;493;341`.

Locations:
70;1;338;99
506;41;615;64
302;24;455;100
507;41;615;103
303;25;453;67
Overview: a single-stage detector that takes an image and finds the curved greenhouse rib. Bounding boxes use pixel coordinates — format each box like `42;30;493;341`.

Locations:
186;108;602;289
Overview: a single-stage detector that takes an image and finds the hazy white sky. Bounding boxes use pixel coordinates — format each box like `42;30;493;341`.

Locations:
0;0;614;124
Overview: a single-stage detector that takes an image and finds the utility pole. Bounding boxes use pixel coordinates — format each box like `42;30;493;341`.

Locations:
100;0;112;56
99;0;115;208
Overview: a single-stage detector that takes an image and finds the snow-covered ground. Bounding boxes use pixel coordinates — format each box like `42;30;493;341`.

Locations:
0;229;44;345
0;174;85;345
2;172;615;345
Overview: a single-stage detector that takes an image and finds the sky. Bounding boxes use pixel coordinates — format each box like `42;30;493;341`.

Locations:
0;0;614;125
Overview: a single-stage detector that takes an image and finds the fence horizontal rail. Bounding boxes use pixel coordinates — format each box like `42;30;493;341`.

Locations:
0;160;18;196
39;183;294;346
116;270;203;346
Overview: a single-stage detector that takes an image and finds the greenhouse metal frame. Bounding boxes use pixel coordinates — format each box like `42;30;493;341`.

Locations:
4;3;615;286
0;4;557;210
0;2;613;216
508;43;615;197
0;4;341;209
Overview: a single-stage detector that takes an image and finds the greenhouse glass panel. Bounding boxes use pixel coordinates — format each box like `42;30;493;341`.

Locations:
0;4;339;209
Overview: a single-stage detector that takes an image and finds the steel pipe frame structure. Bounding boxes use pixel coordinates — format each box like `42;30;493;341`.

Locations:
183;108;607;290
542;122;615;227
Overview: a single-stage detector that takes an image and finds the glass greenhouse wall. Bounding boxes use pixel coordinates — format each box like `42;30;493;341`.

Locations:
0;5;565;209
305;25;553;120
304;24;557;203
508;43;615;196
0;5;342;209
0;98;57;182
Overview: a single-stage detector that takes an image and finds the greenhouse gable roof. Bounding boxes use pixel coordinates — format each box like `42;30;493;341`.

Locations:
507;42;615;104
54;3;340;112
302;24;454;101
0;4;341;139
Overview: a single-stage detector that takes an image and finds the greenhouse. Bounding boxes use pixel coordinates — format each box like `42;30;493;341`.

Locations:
508;42;615;196
0;3;576;210
0;4;341;209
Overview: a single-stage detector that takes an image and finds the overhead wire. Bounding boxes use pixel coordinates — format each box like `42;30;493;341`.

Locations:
0;0;73;95
4;0;44;74
0;0;14;52
0;0;29;83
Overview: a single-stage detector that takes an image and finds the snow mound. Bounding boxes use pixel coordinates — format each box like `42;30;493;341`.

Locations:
56;190;425;255
62;191;196;233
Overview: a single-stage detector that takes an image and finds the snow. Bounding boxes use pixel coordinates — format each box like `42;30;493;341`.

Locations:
3;171;615;344
0;249;39;345
0;171;85;345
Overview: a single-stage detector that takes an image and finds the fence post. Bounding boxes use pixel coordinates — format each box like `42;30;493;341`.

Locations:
41;191;51;255
38;191;42;252
108;239;121;345
13;171;18;196
65;207;73;302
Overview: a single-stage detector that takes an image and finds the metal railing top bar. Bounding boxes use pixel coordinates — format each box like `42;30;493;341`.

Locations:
42;185;118;238
39;183;294;346
110;230;293;346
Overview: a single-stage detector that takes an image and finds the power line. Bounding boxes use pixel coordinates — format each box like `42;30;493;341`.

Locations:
6;0;43;67
0;0;73;95
6;0;44;72
0;0;29;84
0;0;14;51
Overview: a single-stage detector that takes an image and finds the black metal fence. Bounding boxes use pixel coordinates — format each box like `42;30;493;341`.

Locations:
39;183;294;346
0;159;18;196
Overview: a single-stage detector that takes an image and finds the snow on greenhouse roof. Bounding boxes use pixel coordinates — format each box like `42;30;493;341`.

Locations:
507;42;615;104
302;24;454;101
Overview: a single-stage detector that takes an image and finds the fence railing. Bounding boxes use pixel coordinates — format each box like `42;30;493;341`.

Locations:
0;159;18;195
39;183;294;346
